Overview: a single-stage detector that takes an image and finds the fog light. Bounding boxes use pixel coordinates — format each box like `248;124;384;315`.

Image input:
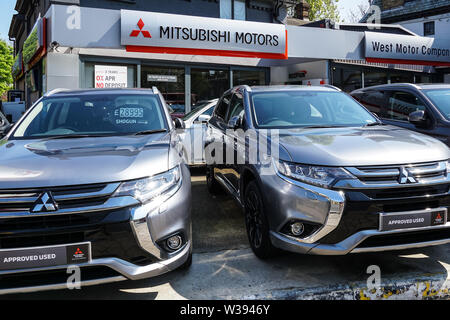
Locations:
291;222;305;236
167;235;182;250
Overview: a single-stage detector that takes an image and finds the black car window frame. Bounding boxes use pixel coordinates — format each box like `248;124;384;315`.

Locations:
214;93;232;121
226;92;245;123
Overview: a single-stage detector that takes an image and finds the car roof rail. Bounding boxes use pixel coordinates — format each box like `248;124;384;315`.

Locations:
44;88;70;97
242;85;252;92
152;86;160;95
322;84;341;91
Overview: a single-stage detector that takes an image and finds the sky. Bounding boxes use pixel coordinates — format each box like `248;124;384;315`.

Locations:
338;0;371;22
0;0;369;42
0;0;16;42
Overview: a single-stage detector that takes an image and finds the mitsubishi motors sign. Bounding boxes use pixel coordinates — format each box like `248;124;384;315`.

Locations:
121;10;288;59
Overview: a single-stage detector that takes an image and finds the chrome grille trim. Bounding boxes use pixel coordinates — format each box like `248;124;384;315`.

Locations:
339;161;448;189
53;183;120;201
0;196;140;219
0;183;129;218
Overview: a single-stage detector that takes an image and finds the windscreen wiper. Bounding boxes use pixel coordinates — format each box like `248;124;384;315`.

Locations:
363;122;384;127
300;125;346;129
134;129;168;136
43;134;106;140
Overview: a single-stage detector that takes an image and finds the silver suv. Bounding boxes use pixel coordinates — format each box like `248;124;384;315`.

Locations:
0;88;192;294
206;85;450;258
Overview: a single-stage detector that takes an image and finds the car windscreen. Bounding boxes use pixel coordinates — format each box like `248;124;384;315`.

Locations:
251;91;377;128
12;94;168;138
182;102;210;121
423;89;450;120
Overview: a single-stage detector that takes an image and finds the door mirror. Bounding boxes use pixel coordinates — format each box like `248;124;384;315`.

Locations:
173;117;186;129
409;110;427;126
228;116;242;129
197;114;211;123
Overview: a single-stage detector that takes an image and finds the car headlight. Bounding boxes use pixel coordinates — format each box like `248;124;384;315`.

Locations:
447;160;450;174
274;159;354;188
114;166;181;203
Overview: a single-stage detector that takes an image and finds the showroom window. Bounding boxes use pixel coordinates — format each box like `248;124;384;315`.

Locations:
331;66;362;92
233;69;266;87
191;68;230;105
141;66;186;114
363;70;388;88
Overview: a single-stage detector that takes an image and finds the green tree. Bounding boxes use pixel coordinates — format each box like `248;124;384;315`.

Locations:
0;40;14;100
305;0;340;22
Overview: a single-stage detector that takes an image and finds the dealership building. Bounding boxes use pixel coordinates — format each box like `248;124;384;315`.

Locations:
8;0;450;111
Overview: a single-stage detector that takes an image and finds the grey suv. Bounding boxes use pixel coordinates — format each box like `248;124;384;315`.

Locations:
0;88;192;294
206;85;450;259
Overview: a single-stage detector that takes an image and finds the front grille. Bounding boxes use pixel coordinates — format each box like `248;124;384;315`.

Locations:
319;183;450;245
0;212;108;232
362;185;450;200
0;232;86;249
0;182;120;216
345;161;447;187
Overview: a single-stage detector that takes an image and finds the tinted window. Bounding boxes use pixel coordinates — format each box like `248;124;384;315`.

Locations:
252;91;377;128
13;94;167;138
215;93;232;119
356;90;387;117
227;92;245;121
386;91;426;121
423;89;450;120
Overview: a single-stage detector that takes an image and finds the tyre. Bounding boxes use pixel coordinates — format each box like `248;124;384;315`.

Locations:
244;181;279;259
206;166;223;195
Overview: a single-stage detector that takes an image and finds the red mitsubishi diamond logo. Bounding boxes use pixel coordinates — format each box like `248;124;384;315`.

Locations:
130;19;151;38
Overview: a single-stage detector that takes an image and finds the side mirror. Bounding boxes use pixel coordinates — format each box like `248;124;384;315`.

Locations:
409;110;427;126
174;118;186;129
228;116;242;129
197;114;211;123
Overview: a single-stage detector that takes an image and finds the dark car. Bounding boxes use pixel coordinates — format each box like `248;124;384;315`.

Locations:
351;84;450;146
205;85;450;259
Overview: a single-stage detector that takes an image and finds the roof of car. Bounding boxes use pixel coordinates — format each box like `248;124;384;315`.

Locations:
45;88;158;97
352;83;450;93
245;85;341;93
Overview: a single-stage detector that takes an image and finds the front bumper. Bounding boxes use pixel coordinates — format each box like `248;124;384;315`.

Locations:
0;242;191;295
0;164;192;294
261;170;450;255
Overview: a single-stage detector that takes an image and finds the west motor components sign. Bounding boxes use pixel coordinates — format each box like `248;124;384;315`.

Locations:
365;31;450;66
121;10;287;59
